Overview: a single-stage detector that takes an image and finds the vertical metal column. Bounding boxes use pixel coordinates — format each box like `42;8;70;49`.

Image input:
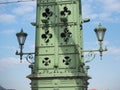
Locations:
27;0;90;90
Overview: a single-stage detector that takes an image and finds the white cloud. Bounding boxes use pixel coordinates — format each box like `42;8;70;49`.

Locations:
11;2;36;22
109;47;120;54
13;5;34;15
105;47;120;61
0;57;19;65
82;4;94;19
0;46;17;51
13;6;33;15
0;57;19;71
83;0;120;13
82;0;120;22
99;0;120;13
0;57;28;71
0;29;16;35
82;1;101;20
0;14;16;24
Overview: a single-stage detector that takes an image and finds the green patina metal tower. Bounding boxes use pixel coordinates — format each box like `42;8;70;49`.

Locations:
16;0;107;90
27;0;90;90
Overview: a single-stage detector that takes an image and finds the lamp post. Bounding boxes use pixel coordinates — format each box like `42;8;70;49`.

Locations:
16;29;27;62
16;28;34;63
94;23;107;60
16;0;107;90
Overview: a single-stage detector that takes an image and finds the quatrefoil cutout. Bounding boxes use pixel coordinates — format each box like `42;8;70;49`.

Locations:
63;56;71;65
42;57;51;66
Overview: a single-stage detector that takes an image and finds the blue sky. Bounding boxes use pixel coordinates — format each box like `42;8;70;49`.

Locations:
0;0;120;90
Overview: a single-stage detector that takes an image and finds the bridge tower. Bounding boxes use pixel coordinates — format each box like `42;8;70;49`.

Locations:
27;0;90;90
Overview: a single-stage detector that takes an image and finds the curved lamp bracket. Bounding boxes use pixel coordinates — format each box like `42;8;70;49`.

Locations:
16;50;35;63
84;51;96;63
26;53;34;64
81;46;107;63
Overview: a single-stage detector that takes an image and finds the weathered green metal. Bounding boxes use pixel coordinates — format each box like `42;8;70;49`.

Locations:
27;0;90;90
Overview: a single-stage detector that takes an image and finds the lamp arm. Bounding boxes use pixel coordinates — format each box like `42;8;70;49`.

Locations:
81;49;107;53
16;46;35;63
81;46;107;62
16;51;35;55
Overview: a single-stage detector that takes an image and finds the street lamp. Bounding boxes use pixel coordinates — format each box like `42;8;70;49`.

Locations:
94;23;107;60
16;28;34;63
81;23;107;62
